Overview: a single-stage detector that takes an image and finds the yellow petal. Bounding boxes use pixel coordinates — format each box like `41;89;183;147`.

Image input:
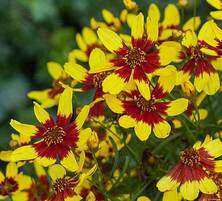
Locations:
48;164;66;181
207;0;222;9
89;48;113;73
97;28;123;52
119;115;136;128
200;48;218;56
78;151;85;172
199;178;218;194
146;15;159;42
153;121;171;138
158;45;177;66
0;171;5;183
76;33;87;51
6;162;18;178
57;87;73;118
137;196;151;201
162;4;180;28
163;189;181;201
180;181;199;201
126;13;137;28
11;145;37;162
210;10;222;20
61;151;79;172
134;121;151;141
148;3;160;21
82;27;97;45
64;62;88;82
12;192;28;201
65;195;82;201
183;17;201;31
156;176;179;192
131;13;144;39
27;89;50;103
10;119;37;136
0;151;12;162
68;49;88;62
211;57;222;71
102;73;126;94
198;109;208;120
103;94;124;114
35;156;56;167
102;9;115;24
47;62;63;80
182;30;198;48
166;98;188;116
34;163;46;177
203;139;222;158
16;174;32;190
77;128;92;151
33;102;50;124
75;105;90;129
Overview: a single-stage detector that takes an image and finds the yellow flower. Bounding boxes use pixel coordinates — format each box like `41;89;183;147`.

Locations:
28;62;75;108
207;0;222;20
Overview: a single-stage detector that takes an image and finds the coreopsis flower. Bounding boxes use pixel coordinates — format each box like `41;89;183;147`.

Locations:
28;62;75;108
147;3;201;42
207;0;222;20
68;27;105;63
177;20;222;95
97;13;178;98
47;163;96;201
10;87;93;171
105;84;188;141
0;162;32;201
157;136;222;200
65;48;115;120
90;9;128;32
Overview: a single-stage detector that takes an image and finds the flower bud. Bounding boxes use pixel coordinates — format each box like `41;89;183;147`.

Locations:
178;0;188;7
123;0;138;11
181;81;195;97
87;131;99;151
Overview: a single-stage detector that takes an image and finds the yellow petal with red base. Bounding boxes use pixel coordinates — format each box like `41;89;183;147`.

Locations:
35;156;56;167
103;94;124;114
157;176;179;192
64;62;88;82
131;13;144;39
47;62;63;80
119;115;137;128
97;28;123;52
135;80;150;100
180;181;199;201
76;33;87;51
34;102;50;124
10;119;37;136
162;4;180;28
61;151;79;172
75;105;90;130
153;121;171;138
102;73;126;94
48;164;66;181
6;162;18;178
183;17;201;31
11;145;37;162
199;178;218;194
57;87;73;118
134;121;151;141
82;27;97;45
166;98;188;116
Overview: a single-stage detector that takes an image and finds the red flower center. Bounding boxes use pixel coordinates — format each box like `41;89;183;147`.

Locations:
53;176;78;194
136;96;156;112
93;72;109;88
0;178;18;196
180;148;200;167
209;172;222;187
124;48;146;68
43;126;66;146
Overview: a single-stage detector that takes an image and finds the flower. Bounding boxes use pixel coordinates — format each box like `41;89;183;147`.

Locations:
137;196;151;201
28;62;75;108
207;0;222;20
97;12;179;98
0;162;32;201
10;87;93;171
65;48;114;120
157;136;222;200
105;84;188;141
47;163;97;201
177;20;222;95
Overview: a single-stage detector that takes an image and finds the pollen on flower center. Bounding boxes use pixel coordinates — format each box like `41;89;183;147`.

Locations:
180;148;200;167
93;72;109;88
0;178;18;196
136;96;156;112
189;47;204;59
125;48;146;68
53;176;78;194
43;126;66;146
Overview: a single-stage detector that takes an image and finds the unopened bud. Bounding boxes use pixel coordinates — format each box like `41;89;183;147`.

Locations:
123;0;138;11
87;131;99;151
9;140;18;148
181;81;195;97
178;0;188;7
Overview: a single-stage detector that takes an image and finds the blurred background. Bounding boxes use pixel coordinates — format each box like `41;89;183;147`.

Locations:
0;0;212;150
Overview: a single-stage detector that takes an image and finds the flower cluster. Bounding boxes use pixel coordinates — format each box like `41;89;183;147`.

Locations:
1;0;222;200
